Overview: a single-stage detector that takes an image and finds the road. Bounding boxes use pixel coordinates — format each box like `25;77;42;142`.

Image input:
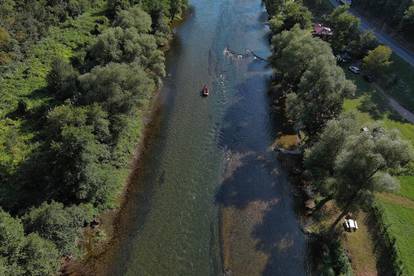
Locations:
328;0;414;67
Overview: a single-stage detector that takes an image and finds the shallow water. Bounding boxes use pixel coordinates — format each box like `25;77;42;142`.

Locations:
103;0;308;275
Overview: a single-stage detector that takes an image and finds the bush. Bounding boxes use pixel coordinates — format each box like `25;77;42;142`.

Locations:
22;201;95;255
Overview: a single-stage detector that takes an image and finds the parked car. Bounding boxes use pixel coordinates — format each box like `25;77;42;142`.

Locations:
348;65;360;74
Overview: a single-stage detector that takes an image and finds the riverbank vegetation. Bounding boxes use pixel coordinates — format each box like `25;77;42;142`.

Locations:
264;0;414;275
0;0;186;274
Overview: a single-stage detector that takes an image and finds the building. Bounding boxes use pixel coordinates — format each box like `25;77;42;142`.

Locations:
312;23;333;38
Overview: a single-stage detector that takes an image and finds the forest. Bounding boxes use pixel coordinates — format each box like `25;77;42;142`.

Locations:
0;0;186;274
353;0;414;41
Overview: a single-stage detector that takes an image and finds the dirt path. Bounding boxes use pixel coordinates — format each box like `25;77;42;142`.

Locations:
376;193;414;209
342;212;378;276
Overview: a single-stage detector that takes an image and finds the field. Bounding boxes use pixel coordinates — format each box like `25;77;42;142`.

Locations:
376;198;414;275
343;70;414;275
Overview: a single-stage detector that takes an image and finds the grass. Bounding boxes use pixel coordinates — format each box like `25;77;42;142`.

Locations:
397;176;414;202
376;199;414;275
342;212;378;275
343;63;414;276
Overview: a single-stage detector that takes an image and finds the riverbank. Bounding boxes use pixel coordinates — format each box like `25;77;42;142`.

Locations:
62;8;193;276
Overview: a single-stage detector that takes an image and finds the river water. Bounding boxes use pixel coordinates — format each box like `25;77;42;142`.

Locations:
101;0;308;275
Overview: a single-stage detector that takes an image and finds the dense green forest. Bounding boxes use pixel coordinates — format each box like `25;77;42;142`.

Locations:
353;0;414;41
0;0;186;274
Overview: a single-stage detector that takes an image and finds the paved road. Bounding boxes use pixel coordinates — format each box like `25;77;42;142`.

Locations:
328;0;414;67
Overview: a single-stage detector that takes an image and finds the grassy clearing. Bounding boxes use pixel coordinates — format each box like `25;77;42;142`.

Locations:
398;176;414;201
343;65;414;276
376;198;414;275
342;212;378;276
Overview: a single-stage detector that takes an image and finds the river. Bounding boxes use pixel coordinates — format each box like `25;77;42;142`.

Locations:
99;0;308;275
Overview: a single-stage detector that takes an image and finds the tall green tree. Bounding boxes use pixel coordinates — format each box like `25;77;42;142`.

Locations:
78;62;155;116
46;58;79;101
19;233;59;276
306;119;413;231
271;26;333;89
286;55;355;137
327;5;360;51
268;1;312;34
362;45;392;78
23;201;94;255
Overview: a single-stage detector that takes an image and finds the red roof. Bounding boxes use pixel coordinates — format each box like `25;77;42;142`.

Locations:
313;24;333;36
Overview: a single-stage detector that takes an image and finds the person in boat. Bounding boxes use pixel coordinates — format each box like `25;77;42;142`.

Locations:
202;84;209;96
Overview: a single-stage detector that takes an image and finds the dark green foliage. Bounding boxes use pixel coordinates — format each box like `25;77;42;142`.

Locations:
0;0;95;66
349;31;378;59
353;0;412;39
0;209;25;263
88;27;166;79
362;45;393;78
268;1;313;34
286;54;355;136
311;235;353;276
327;5;360;52
114;6;152;32
19;233;60;276
47;58;80;101
79;63;155;115
271;25;355;137
22;201;94;255
0;0;181;273
0;209;59;275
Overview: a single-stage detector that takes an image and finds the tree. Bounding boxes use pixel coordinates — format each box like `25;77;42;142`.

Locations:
19;233;59;276
22;201;95;255
263;0;286;16
88;27;165;78
268;1;312;34
402;3;414;30
305;117;414;225
286;55;355;137
305;113;358;179
363;45;392;78
0;209;25;265
271;25;333;89
330;127;413;231
0;209;59;275
349;31;378;59
107;0;131;18
78;62;155;116
46;58;79;101
114;6;152;32
327;5;360;51
169;0;186;20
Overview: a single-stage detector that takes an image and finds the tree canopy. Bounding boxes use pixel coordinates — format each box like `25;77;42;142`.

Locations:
304;115;414;229
363;45;393;78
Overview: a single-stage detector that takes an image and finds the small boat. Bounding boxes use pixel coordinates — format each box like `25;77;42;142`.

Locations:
202;84;209;97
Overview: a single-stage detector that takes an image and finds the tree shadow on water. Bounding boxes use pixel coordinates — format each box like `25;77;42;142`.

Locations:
215;153;278;209
253;199;309;276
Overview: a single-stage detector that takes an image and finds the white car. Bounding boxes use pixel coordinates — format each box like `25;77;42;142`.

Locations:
348;65;361;74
